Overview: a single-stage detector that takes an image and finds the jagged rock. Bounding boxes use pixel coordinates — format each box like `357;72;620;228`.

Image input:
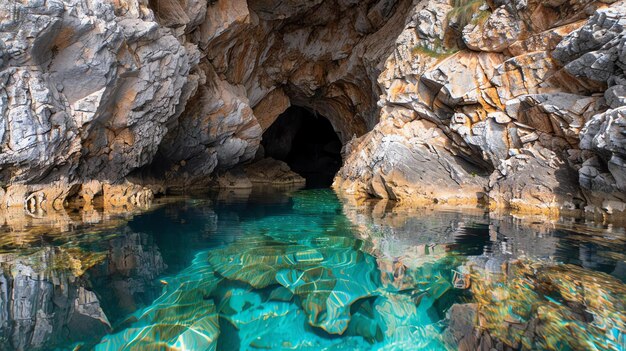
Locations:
605;85;626;108
579;107;626;214
335;0;626;217
463;7;523;53
120;0;415;187
1;0;625;218
510;93;600;147
0;0;196;185
488;146;584;215
334;118;487;205
153;67;262;186
553;3;626;82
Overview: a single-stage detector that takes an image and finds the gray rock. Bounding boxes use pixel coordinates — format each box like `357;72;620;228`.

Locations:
0;0;195;184
1;0;625;218
605;85;626;108
553;4;626;83
579;107;626;209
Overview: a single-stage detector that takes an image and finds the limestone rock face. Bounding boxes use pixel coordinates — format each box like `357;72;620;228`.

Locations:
0;0;196;183
335;117;488;205
1;0;625;218
144;0;414;187
579;107;626;213
335;0;626;217
463;7;522;52
0;0;197;211
1;0;412;199
552;2;626;214
553;3;626;83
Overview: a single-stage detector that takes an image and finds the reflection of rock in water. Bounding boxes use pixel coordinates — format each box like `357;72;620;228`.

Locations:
551;225;626;277
0;248;110;350
339;197;626;350
341;198;561;264
90;229;167;324
0;222;168;350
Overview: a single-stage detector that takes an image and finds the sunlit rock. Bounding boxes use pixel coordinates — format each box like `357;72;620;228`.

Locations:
1;0;625;219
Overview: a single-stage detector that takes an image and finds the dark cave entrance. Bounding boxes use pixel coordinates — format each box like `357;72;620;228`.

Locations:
261;106;343;188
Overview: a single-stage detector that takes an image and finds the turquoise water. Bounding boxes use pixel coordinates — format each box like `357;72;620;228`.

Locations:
0;189;624;350
95;190;460;350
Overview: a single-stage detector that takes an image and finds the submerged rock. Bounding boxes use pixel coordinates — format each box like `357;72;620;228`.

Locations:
93;190;458;350
447;258;626;351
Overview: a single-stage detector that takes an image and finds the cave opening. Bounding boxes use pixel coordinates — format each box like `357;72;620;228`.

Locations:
261;106;342;189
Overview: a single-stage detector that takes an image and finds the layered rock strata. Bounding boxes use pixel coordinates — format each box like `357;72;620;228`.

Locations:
0;0;625;218
0;0;410;213
335;0;626;217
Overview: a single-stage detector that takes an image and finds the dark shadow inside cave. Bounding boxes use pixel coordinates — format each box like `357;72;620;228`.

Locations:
261;106;342;189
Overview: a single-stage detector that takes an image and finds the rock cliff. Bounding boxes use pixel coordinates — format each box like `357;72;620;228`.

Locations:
1;0;625;218
335;0;626;217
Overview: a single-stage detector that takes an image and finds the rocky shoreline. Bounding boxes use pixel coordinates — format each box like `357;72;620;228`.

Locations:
1;0;625;218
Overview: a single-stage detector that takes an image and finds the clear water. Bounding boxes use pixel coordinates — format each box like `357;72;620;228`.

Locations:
0;189;624;350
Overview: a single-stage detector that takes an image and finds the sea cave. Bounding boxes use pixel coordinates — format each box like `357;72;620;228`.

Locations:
0;0;625;350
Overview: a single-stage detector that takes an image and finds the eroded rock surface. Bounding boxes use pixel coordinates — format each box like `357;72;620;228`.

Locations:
445;259;626;351
0;0;410;208
335;0;626;217
0;0;625;218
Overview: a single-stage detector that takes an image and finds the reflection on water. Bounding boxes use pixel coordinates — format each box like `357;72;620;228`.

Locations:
0;189;623;350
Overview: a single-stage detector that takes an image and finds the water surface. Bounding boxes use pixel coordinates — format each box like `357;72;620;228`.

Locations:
0;189;624;350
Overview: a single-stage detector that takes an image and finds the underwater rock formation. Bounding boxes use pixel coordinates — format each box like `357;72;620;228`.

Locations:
0;0;625;217
0;219;168;350
445;258;626;351
94;190;458;350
